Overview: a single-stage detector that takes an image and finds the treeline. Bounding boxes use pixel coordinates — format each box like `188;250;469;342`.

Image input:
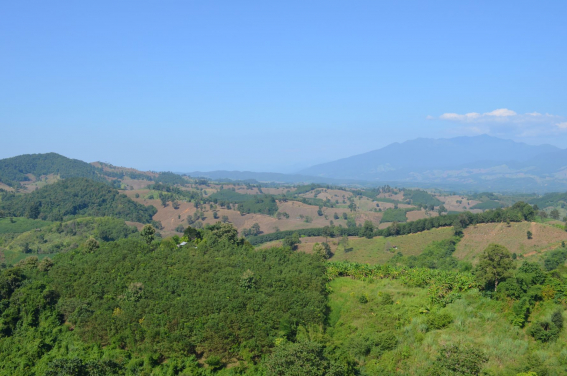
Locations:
0;152;104;187
248;202;536;245
529;192;567;209
155;171;188;186
0;178;157;223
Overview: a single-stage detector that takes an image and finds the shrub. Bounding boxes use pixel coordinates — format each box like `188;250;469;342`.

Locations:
426;312;453;330
432;344;488;375
529;321;560;342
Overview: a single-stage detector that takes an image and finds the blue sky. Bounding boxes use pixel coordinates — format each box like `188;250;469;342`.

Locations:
1;1;566;172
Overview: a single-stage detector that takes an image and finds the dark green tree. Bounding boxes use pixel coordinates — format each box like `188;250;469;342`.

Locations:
475;244;514;291
141;224;156;245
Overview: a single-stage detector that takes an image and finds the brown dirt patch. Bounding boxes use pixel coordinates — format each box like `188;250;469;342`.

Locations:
406;210;439;222
437;194;481;212
0;182;14;192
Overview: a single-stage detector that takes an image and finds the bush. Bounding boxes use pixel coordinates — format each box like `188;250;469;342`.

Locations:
432;344;488;375
264;341;342;376
529;321;560;342
426;312;453;330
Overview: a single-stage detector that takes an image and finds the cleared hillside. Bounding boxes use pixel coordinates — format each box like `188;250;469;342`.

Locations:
455;222;567;262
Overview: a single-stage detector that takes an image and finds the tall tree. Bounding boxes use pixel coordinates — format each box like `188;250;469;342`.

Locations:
475;244;513;291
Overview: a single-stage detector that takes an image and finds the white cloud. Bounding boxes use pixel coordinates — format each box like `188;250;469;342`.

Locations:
484;108;517;117
431;108;566;138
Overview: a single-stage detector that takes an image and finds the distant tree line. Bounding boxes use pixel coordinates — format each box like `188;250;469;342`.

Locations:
247;202;536;245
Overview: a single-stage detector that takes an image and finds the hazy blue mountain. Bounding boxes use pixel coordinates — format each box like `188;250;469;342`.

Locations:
299;135;560;180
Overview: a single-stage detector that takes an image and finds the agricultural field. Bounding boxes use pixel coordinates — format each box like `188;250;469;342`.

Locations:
455;222;567;262
259;227;455;265
436;194;482;212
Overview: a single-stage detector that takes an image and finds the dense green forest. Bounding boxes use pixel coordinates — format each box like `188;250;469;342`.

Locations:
0;223;330;375
0;153;104;187
0;178;157;223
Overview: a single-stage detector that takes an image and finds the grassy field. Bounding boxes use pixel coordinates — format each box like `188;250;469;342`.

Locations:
259;227;455;264
0;217;53;234
0;248;52;265
330;227;455;264
455;222;567;263
327;277;567;374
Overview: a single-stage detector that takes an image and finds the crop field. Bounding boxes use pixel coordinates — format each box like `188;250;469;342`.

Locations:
329;227;455;264
406;209;438;222
455;222;567;262
437;194;481;212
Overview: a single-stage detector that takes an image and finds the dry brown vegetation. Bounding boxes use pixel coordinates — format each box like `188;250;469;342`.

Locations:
436;194;482;212
455;222;567;262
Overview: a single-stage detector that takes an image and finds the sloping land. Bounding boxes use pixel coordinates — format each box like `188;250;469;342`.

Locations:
455;222;567;262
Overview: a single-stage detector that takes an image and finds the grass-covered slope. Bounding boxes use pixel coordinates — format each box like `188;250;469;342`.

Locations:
0;178;157;223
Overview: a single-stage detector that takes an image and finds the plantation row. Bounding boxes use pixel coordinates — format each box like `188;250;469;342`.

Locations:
247;201;537;245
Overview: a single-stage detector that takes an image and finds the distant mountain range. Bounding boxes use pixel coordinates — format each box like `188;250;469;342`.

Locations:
2;135;567;193
190;135;567;192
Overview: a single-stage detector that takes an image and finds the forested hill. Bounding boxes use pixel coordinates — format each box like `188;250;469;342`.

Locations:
0;177;157;223
0;152;104;187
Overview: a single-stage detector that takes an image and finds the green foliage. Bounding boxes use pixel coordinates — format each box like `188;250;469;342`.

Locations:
327;261;477;306
140;224;156;245
0;217;52;234
1;217;137;257
265;340;344;376
0;178;157;223
404;238;460;270
0;228;328;374
529;192;567;209
208;190;253;203
529;321;560;342
474;244;514;291
381;208;408;223
283;232;300;250
238;195;278;215
430;344;488;375
426;312;453;330
155;171;187;186
360;220;374;239
0;152;103;187
470;200;504;210
84;237;99;253
543;248;567;271
403;189;443;207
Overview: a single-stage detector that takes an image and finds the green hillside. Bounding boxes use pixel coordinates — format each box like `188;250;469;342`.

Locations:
0;177;157;223
0;153;103;187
